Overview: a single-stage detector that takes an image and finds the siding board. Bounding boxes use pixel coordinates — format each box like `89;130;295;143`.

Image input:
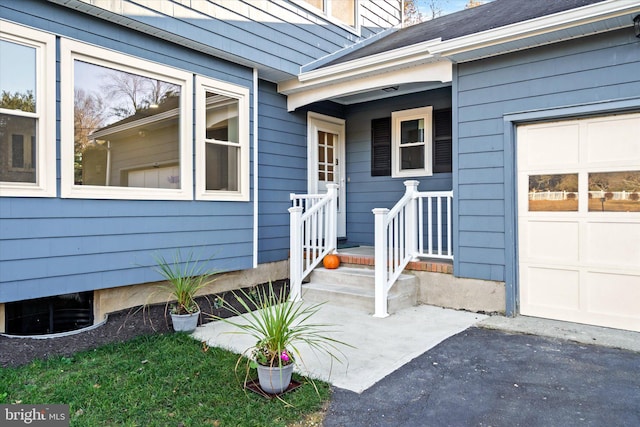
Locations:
454;28;640;283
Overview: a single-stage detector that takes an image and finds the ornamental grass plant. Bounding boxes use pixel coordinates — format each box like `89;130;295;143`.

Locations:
150;251;218;315
209;282;352;378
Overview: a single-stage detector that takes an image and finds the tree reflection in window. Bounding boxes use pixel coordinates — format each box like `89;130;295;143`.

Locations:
73;60;181;188
528;174;578;212
588;170;640;212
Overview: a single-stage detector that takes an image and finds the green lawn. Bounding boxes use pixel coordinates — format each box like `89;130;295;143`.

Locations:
0;333;330;426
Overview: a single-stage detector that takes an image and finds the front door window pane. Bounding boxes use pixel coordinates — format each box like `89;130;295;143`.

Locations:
74;60;181;188
528;174;579;212
318;130;336;183
589;171;640;212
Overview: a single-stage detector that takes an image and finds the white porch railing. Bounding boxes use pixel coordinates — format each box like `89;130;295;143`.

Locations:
373;180;453;318
289;184;338;301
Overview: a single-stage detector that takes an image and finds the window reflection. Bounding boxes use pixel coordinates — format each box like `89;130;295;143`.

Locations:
1;40;37;183
528;174;578;211
0;40;36;112
589;171;640;212
204;91;239;191
74;60;181;188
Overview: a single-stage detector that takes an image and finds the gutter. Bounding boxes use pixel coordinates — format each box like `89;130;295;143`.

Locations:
430;0;640;58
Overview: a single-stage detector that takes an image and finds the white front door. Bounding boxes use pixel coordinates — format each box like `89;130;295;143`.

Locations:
308;112;346;238
517;113;640;332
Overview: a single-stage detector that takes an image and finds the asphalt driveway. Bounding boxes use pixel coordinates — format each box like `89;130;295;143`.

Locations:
323;326;640;427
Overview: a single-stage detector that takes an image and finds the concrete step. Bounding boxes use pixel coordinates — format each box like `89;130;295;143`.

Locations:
302;266;418;315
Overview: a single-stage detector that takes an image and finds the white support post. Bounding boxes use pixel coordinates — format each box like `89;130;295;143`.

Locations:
373;208;390;318
404;180;419;261
289;206;303;301
326;183;338;253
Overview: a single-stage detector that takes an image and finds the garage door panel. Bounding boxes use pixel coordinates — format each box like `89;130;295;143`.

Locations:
586;116;640;164
525;220;579;263
523;267;580;311
522;124;580;168
586;271;640;318
586;221;640;267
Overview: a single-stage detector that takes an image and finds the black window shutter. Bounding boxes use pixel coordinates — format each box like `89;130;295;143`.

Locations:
433;109;452;173
371;117;391;176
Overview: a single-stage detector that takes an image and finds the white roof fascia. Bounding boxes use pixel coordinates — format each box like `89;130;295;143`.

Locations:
294;38;443;85
430;0;640;59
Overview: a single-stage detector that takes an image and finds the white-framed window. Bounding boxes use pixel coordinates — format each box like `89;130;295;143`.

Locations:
392;106;433;178
0;21;56;197
195;76;250;201
295;0;360;34
60;39;193;200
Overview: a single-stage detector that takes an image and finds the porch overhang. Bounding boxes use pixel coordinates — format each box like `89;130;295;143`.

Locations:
279;0;639;112
278;42;453;112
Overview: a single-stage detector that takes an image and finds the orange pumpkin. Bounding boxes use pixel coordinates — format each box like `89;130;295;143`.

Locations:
323;254;340;269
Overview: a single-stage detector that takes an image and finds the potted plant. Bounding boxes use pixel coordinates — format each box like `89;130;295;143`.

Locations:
210;282;351;395
150;251;218;333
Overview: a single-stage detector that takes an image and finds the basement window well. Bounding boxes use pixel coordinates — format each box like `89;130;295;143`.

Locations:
5;292;94;336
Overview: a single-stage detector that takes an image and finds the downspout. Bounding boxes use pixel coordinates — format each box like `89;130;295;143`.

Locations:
253;68;259;268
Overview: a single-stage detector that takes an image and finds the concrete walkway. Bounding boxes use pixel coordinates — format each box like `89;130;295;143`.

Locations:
194;301;640;425
193;303;487;393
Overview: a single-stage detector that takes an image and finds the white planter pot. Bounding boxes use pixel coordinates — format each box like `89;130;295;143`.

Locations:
170;310;200;333
256;363;294;394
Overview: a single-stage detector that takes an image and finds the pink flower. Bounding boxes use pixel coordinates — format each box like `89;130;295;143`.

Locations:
280;351;290;362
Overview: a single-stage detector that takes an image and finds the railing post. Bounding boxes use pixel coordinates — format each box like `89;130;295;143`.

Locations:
326;183;339;253
373;208;389;318
289;206;303;301
404;180;419;260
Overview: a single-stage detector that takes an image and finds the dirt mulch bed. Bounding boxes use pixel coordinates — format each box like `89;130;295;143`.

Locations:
0;280;288;368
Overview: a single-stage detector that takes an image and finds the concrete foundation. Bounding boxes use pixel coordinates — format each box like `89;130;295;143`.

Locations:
93;260;289;324
414;271;505;314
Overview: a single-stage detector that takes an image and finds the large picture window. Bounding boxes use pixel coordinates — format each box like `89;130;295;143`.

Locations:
195;76;249;201
60;39;193;200
0;21;55;197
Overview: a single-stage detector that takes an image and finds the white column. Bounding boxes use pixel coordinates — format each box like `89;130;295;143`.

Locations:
326;183;339;253
373;208;389;318
289;206;303;301
404;180;419;260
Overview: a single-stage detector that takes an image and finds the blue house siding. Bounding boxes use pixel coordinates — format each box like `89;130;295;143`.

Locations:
454;28;640;289
344;87;453;245
41;0;401;81
0;3;257;302
256;81;307;264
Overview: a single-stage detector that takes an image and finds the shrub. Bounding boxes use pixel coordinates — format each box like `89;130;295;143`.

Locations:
630;193;639;202
566;192;576;200
604;192;614;200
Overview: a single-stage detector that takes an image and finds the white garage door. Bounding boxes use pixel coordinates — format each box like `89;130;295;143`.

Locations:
517;113;640;332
